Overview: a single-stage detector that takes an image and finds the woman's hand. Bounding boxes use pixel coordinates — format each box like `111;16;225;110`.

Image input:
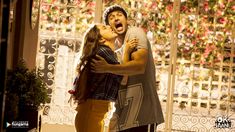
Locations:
125;38;138;54
91;55;110;73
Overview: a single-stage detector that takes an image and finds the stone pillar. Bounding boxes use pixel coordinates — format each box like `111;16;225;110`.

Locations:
12;0;39;69
94;0;102;23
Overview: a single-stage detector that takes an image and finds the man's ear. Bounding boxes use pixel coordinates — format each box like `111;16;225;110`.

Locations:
99;37;105;43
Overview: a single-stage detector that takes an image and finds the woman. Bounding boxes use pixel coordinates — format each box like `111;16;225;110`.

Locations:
69;24;137;132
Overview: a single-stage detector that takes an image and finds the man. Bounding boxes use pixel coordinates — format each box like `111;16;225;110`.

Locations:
91;5;164;132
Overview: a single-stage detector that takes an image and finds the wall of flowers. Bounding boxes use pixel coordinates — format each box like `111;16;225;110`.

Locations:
36;0;235;130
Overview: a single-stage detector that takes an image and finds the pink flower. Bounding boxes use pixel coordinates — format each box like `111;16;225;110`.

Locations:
68;89;76;94
218;18;226;24
143;3;148;8
192;41;196;45
42;5;49;12
232;5;235;11
204;2;209;12
181;5;188;12
196;35;200;39
204;31;209;36
151;2;157;8
88;2;95;7
77;0;81;3
167;4;173;12
219;3;225;9
216;10;223;16
141;27;148;33
150;22;155;28
203;44;213;58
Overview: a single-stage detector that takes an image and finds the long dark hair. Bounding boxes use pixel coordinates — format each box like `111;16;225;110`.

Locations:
77;25;101;73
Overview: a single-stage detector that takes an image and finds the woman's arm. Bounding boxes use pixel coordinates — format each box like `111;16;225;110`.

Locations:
91;49;148;76
91;39;148;76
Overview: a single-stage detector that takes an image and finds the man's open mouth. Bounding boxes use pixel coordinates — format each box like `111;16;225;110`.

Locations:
115;22;123;31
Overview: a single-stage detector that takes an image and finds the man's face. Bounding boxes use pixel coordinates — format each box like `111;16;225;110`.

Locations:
107;11;127;35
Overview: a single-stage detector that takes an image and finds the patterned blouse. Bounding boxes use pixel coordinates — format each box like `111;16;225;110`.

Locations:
87;44;123;101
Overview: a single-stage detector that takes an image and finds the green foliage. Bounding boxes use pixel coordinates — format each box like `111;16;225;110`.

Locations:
6;59;49;111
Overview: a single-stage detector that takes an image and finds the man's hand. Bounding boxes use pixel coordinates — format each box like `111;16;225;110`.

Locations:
91;55;110;73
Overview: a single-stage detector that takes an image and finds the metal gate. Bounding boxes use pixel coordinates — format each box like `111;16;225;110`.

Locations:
37;0;96;125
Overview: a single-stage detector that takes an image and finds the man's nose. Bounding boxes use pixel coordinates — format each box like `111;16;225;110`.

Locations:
114;16;119;21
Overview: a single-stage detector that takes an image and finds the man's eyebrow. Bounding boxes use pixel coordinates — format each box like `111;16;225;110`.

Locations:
108;13;114;18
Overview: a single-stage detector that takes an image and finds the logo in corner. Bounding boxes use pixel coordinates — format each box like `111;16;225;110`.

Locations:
6;121;29;128
214;116;232;128
6;122;11;128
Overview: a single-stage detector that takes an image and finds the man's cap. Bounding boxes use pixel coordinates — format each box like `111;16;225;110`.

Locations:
103;5;127;25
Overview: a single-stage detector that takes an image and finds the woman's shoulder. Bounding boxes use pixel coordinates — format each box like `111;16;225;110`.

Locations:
97;44;113;53
96;45;118;63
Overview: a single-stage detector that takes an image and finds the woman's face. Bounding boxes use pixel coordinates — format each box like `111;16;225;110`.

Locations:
97;24;118;41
